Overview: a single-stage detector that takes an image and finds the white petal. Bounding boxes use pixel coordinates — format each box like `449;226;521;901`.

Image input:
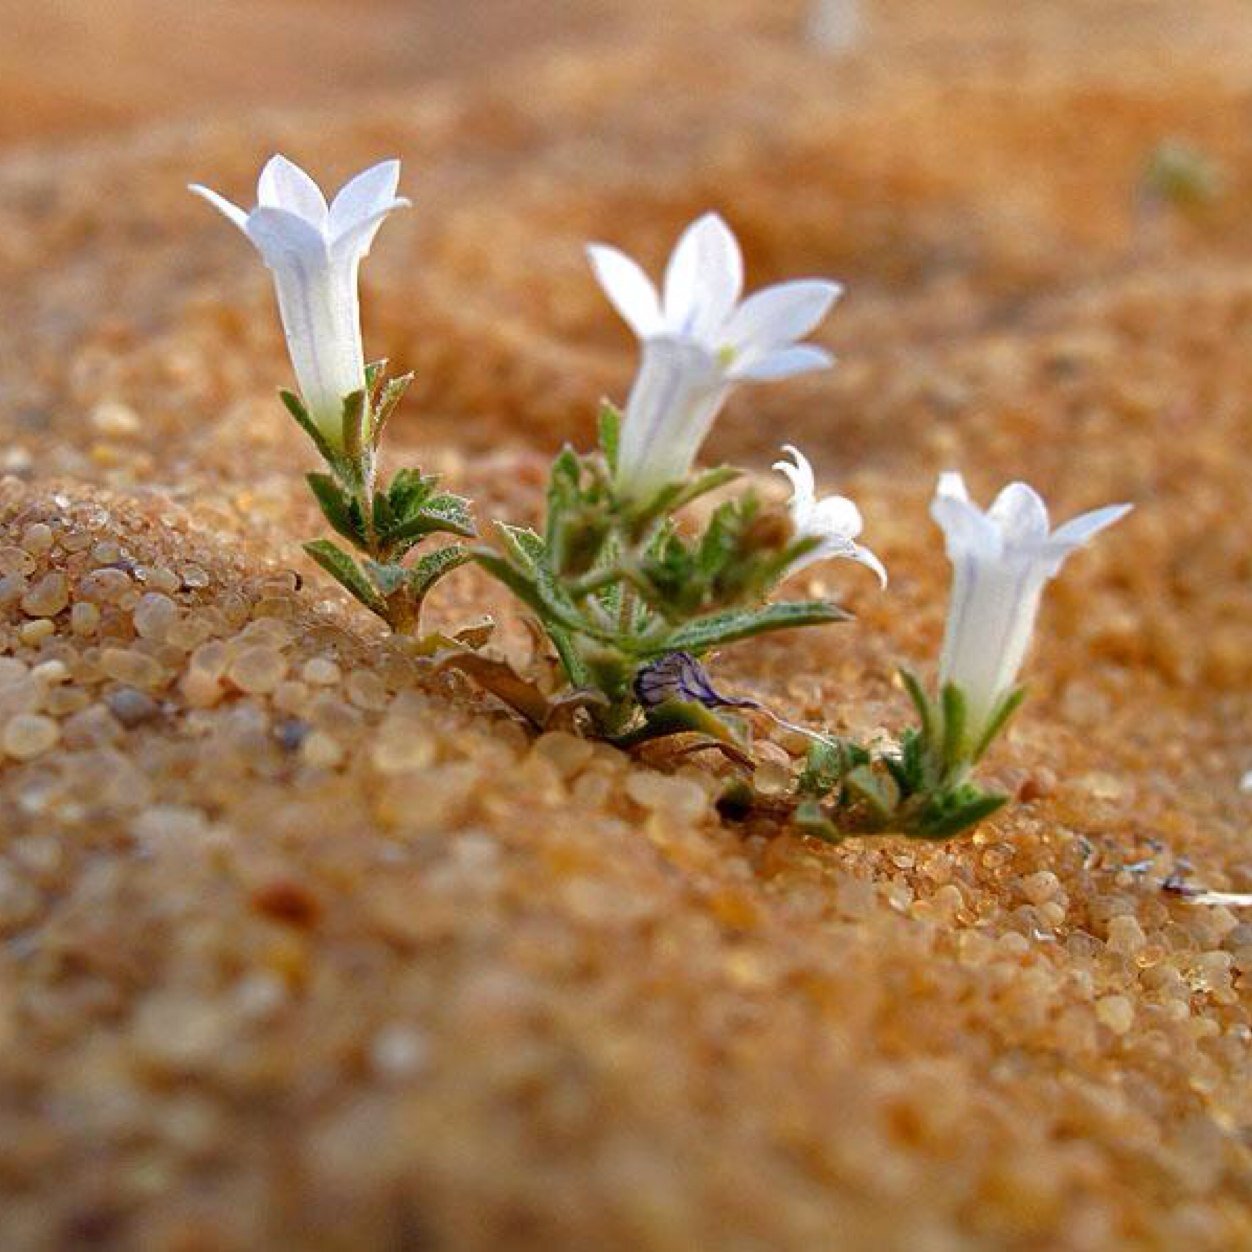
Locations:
329;160;403;237
1049;503;1133;550
936;471;971;504
772;444;816;507
989;481;1051;547
810;493;864;539
188;184;249;233
724;280;842;355
662;213;743;341
791;532;887;587
257;155;329;228
243;206;328;270
731;344;832;381
329;201;410;262
586;244;663;339
853;543;889;587
930;475;1000;561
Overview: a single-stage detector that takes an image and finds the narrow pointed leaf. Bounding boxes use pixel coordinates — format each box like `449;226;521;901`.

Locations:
281;390;340;467
409;545;473;600
306;472;365;547
372;372;413;443
660;600;850;656
971;685;1028;763
598;400;621;473
304;540;386;616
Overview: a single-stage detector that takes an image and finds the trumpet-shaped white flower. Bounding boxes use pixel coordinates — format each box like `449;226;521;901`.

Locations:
774;445;886;585
190;155;410;449
588;213;841;501
931;472;1131;744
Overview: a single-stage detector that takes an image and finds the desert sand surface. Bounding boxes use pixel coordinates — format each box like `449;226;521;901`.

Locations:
0;2;1250;1249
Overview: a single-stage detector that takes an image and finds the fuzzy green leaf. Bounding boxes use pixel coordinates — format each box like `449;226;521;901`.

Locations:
661;600;850;656
387;467;435;516
971;686;1028;764
306;473;364;547
340;389;370;466
843;764;900;821
390;492;476;542
911;787;1009;841
281;390;340;466
304;540;386;616
363;559;407;597
409;545;473;600
664;465;742;514
598;400;621;473
472;547;603;641
372;372;413;443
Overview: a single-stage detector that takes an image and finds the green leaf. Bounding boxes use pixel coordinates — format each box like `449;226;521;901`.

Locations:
899;669;936;748
363;559;407;597
661;600;851;656
387;467;435;516
664;465;742;514
940;683;968;773
386;492;477;543
495;524;545;571
793;798;844;843
306;473;364;547
372;372;412;443
612;698;747;751
546;618;593;690
798;736;869;798
911;787;1008;841
472;547;604;642
843;764;900;822
372;489;397;536
598;400;621;473
971;686;1028;764
281;390;340;465
340;389;370;466
364;359;387;391
626;465;742;540
798;736;846;797
409;545;473;600
303;540;386;616
546;445;583;534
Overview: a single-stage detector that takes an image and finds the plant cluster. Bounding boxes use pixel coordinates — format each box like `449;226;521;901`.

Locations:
193;156;1131;841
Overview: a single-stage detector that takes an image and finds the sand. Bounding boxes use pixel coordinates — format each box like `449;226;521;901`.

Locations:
0;2;1250;1248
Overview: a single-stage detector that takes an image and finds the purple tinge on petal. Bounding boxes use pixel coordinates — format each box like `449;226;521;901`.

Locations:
634;652;759;712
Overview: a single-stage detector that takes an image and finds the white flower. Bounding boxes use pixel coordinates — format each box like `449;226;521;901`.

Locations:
774;445;886;585
931;471;1131;745
587;213;841;501
190;155;410;449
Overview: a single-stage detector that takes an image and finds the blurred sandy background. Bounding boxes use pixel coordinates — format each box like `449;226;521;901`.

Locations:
1;3;1251;1250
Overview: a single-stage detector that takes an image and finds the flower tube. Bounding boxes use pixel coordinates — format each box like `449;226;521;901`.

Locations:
191;155;409;449
587;213;842;501
930;471;1131;752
